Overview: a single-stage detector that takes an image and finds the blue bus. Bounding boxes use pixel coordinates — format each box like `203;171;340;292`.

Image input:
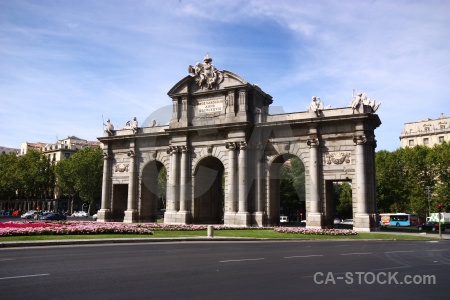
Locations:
380;213;420;226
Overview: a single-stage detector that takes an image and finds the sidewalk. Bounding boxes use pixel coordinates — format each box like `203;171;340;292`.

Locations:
1;231;448;248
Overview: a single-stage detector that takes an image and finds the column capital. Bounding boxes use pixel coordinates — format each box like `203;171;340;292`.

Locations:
127;150;135;157
239;141;247;150
226;142;237;150
307;138;319;148
167;146;180;154
102;152;109;159
353;134;367;145
180;146;189;153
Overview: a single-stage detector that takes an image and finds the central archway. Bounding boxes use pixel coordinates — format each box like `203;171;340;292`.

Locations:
193;156;224;224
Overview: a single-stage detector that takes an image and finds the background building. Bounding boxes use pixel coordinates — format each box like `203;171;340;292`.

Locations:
0;146;19;154
20;136;102;162
400;113;449;148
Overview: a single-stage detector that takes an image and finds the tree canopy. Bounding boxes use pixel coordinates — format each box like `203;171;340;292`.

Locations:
376;142;450;215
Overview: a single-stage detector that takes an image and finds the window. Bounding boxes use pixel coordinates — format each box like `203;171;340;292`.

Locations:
439;136;444;143
409;140;414;146
425;127;430;131
423;138;429;145
441;125;445;129
65;153;70;159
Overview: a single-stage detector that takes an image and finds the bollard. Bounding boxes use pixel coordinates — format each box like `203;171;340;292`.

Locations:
207;225;214;238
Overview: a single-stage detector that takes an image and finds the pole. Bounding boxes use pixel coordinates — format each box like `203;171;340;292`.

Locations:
426;186;430;218
438;211;442;239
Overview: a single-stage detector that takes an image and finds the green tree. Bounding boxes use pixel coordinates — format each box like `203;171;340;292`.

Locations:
428;142;450;211
280;157;306;220
400;146;432;215
69;147;103;214
54;156;77;213
375;150;409;213
0;152;19;200
336;182;352;218
15;149;54;200
157;166;167;209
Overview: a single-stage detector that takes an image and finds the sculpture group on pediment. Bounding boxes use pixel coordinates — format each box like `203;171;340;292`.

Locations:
188;54;224;90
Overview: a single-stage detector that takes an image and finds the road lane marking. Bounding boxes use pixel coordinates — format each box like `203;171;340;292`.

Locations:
340;252;373;256
0;274;50;280
284;255;324;259
426;249;449;252
385;251;414;254
219;258;265;263
0;258;14;262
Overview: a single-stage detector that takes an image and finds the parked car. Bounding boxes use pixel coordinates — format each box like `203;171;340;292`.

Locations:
12;210;23;216
341;219;354;225
71;211;89;217
280;216;288;223
418;222;445;232
333;218;341;224
40;212;67;221
92;213;97;221
21;210;39;219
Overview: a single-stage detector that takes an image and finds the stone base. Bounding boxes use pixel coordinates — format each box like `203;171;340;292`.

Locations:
163;210;191;224
177;210;191;223
96;209;111;222
252;212;266;227
353;213;378;232
123;209;138;223
235;212;250;226
306;212;323;228
223;212;237;225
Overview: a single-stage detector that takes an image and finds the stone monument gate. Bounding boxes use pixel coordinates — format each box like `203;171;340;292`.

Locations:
97;55;381;231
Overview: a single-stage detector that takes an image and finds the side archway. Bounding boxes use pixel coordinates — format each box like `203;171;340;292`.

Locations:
140;160;165;222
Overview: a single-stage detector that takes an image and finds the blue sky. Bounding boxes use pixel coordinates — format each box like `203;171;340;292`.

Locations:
1;0;449;151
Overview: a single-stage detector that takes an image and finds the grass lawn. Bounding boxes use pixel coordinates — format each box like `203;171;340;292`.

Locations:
0;229;436;242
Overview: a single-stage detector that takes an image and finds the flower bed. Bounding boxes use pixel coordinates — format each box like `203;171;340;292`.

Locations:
274;227;357;236
0;221;357;237
0;221;154;236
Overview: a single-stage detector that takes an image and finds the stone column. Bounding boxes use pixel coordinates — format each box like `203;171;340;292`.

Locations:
254;142;265;226
224;142;237;224
354;134;367;214
178;146;190;223
353;133;371;231
97;150;111;222
124;147;138;223
167;146;179;212
307;136;322;228
179;146;187;211
237;141;249;225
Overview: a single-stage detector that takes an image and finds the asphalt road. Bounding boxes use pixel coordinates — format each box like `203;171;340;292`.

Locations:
0;240;449;300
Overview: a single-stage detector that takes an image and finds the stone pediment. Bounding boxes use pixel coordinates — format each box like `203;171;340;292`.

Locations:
167;70;249;98
167;56;272;128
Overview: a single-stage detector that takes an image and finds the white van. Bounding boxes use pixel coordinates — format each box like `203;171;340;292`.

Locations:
280;216;288;223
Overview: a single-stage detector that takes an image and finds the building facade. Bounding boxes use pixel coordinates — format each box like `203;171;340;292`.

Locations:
97;56;382;231
400;113;449;148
